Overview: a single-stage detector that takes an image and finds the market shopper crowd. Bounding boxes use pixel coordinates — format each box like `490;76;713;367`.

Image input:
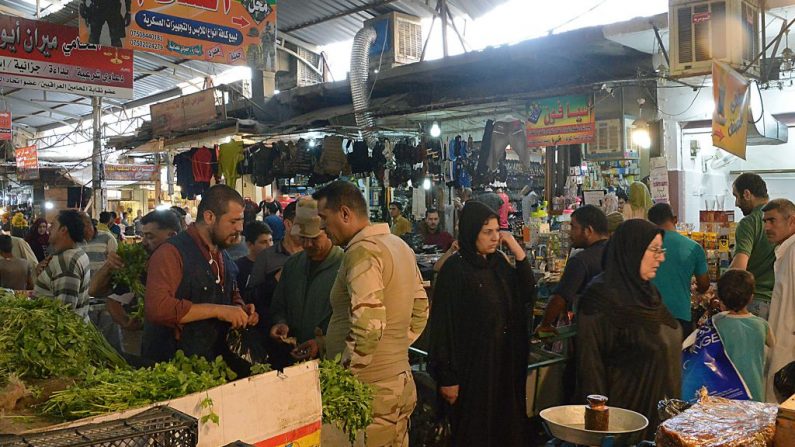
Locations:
7;169;795;446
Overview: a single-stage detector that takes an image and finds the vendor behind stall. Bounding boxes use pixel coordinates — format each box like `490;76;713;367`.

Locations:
536;205;609;333
419;208;454;251
143;185;259;365
389;201;411;237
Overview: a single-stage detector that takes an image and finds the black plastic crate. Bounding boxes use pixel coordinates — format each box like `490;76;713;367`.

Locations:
0;406;198;447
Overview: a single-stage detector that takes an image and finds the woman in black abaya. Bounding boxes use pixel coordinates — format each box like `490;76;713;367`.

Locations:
429;201;536;446
577;219;681;440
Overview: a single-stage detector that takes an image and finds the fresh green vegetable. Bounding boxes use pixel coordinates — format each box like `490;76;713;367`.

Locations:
40;351;236;420
250;363;272;375
319;357;374;444
0;295;127;379
111;243;148;321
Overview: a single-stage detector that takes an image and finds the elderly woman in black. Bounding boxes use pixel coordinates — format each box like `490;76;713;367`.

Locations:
577;219;681;440
429;201;536;446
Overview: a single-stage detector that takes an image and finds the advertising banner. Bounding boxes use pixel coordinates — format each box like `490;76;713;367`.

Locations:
150;89;220;137
0;112;11;141
15;145;39;181
526;95;595;147
0;14;133;99
79;0;277;69
649;157;670;204
712;61;750;159
105;164;159;181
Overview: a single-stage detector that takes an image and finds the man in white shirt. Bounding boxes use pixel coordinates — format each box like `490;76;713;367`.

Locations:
762;198;795;402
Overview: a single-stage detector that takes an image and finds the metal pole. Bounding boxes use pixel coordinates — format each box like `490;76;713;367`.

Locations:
91;96;106;217
440;0;449;58
165;151;175;198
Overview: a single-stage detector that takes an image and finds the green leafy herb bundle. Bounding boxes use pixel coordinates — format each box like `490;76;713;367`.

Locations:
319;358;374;444
111;243;148;320
41;351;236;420
0;295;127;379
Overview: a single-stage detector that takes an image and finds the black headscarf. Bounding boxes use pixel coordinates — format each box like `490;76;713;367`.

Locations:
458;200;500;269
582;219;677;330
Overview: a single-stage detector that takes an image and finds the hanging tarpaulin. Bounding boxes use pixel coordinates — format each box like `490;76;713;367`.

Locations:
15;145;39;181
80;0;277;69
0;14;134;99
0;112;11;141
526;94;595;147
712;61;750;160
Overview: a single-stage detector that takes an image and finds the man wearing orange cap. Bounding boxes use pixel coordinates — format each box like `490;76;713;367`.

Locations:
268;198;344;369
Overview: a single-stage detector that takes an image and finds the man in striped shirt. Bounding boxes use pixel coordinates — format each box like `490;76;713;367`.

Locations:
34;210;91;320
80;214;118;275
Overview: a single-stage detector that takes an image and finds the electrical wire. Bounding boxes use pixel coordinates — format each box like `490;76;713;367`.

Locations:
547;0;611;35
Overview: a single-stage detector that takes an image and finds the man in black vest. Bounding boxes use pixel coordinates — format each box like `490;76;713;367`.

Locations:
143;185;259;363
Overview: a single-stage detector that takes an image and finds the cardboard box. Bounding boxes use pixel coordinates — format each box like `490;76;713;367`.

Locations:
46;362;322;447
776;393;795;446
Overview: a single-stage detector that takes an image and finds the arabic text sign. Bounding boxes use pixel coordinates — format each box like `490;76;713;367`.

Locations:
0;112;10;141
649;157;670;204
150;89;220;137
15;145;39;181
712;61;750;160
0;14;133;99
105;164;159;181
526;95;595;147
80;0;277;68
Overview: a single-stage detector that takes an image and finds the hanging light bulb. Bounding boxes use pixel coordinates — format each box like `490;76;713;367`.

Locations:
430;121;441;138
423;178;431;190
631;98;652;150
782;30;794;72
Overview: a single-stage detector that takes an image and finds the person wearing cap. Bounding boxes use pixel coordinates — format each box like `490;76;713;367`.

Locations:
246;201;303;320
268;198;344;369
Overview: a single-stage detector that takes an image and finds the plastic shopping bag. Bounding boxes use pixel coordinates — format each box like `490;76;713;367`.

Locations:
681;316;751;401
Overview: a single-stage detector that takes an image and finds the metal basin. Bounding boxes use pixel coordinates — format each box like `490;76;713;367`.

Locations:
540;405;648;446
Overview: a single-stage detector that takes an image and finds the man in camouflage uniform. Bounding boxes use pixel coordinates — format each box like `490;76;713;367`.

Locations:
314;181;429;447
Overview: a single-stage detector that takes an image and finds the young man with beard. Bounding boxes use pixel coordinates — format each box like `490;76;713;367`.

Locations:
143;185;259;364
315;181;428;447
419;208;454;251
730;173;776;319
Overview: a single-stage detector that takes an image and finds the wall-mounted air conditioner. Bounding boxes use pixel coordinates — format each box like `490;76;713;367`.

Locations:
364;12;422;71
669;0;760;78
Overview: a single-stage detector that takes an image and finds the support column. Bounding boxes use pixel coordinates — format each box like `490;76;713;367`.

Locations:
440;0;449;57
165;151;175;199
91;96;106;217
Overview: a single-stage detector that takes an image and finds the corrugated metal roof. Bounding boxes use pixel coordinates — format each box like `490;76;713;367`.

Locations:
1;0;510;131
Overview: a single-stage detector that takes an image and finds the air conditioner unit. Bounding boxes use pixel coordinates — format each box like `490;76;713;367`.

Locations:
276;42;325;90
586;118;642;160
364;12;423;71
669;0;760;78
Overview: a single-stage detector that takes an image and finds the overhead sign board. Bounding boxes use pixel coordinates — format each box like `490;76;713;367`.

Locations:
712;61;750;159
15;145;39;181
150;89;221;137
526;95;595;147
80;0;277;69
0;112;10;141
0;14;133;99
105;164;160;181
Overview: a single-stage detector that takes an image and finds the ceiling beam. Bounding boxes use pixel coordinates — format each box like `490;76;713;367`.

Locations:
281;0;398;33
0;5;33;18
4;95;82;120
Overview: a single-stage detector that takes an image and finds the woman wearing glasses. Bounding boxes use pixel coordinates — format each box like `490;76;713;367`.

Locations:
576;219;681;441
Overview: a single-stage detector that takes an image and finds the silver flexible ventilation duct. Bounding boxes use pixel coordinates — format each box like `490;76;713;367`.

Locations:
350;26;378;148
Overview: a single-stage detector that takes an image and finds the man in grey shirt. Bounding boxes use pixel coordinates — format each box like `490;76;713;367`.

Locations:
0;234;32;290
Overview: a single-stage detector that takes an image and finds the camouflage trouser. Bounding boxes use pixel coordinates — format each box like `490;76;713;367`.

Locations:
365;371;417;447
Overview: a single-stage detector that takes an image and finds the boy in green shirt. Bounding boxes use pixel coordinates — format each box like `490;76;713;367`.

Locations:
714;269;774;402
